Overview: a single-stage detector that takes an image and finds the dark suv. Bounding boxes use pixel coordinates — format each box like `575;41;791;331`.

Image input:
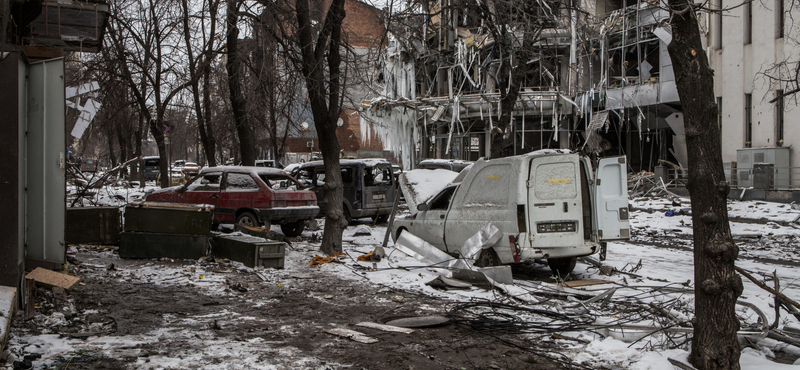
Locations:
145;166;318;236
292;159;397;224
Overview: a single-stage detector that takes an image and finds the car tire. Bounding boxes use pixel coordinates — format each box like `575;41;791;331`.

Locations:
474;248;500;267
343;206;352;225
548;256;577;276
236;211;260;227
281;220;305;237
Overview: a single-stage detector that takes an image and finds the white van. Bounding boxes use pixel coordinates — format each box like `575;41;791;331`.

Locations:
392;150;630;274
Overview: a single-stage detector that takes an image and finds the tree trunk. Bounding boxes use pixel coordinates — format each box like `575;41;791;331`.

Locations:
226;0;256;166
150;117;170;188
295;0;347;255
666;2;743;369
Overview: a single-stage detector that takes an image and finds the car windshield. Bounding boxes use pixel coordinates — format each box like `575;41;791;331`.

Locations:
259;173;302;190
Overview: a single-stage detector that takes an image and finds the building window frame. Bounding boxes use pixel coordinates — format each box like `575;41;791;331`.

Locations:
775;90;784;146
745;93;752;148
776;0;785;39
744;0;752;45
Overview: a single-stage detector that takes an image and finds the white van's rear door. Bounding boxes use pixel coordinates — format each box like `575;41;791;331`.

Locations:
593;156;630;240
527;155;585;249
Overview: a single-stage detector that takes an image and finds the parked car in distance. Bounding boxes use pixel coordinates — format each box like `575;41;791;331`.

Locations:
291;159;397;224
255;159;283;169
156;168;189;187
145;166;318;236
180;161;201;176
143;156;161;180
393;150;630;274
80;158;98;173
416;159;473;172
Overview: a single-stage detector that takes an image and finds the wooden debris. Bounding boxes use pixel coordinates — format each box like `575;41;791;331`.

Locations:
325;328;378;343
735;266;800;311
355;322;415;334
551;279;613;288
26;268;81;290
307;253;344;267
24;278;35;320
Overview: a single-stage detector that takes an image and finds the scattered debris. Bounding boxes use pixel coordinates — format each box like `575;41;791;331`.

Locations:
324;328;378;344
353;225;372;236
355;322;414;334
307;253;344;267
25;268;80;290
426;276;472;290
384;316;450;328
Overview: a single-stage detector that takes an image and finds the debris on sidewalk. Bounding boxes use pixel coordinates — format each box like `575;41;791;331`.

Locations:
307;253;344;267
352;225;372;236
355;322;414;334
325;328;378;343
25;268;80;290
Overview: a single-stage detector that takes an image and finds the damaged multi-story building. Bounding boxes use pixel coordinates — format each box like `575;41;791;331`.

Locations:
362;0;800;189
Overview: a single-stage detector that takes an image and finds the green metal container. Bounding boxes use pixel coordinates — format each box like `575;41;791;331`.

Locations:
119;232;208;260
212;234;286;269
124;203;212;235
65;207;121;244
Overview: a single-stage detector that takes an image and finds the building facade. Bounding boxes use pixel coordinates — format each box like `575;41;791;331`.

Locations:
707;0;799;188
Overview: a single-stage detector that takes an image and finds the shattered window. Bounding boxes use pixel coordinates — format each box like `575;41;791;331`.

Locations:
341;168;353;184
429;186;457;210
365;165;392;187
259;174;300;190
187;172;222;191
225;173;260;191
462;164;511;207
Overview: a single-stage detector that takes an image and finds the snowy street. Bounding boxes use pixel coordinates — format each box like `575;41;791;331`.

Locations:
5;184;800;369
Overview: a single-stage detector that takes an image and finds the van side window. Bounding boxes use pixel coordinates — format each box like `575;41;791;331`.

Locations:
461;164;511;207
226;173;260;191
341;168;353;184
365;166;391;186
188;172;222;191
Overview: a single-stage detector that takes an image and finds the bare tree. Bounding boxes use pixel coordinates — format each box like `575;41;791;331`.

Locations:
182;0;221;167
256;0;348;255
667;1;743;368
107;0;194;187
226;0;258;166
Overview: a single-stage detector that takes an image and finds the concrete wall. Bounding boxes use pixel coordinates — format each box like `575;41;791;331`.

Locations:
708;0;797;168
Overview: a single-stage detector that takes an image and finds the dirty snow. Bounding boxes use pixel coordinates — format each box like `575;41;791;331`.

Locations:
9;183;800;369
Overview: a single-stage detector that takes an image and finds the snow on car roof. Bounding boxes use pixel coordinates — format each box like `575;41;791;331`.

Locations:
418;159;472;164
298;158;391;168
200;166;290;175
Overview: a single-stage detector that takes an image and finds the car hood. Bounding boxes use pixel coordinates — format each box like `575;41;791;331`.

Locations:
398;169;459;216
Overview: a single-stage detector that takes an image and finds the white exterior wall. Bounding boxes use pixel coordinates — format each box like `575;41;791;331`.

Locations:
708;0;797;168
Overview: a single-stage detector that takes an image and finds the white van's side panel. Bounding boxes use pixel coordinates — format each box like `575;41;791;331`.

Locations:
444;162;517;257
594;156;631;240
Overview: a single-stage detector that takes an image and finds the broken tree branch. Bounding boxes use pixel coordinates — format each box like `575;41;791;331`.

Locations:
735;266;800;311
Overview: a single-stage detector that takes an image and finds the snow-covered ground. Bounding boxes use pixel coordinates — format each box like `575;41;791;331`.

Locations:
19;182;800;369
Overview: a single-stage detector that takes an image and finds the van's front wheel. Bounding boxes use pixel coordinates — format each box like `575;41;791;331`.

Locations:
548;257;577;276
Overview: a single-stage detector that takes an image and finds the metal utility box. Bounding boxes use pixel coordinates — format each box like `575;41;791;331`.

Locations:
124;203;213;235
65;207;121;244
736;147;791;188
212;235;286;269
119;232;208;260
